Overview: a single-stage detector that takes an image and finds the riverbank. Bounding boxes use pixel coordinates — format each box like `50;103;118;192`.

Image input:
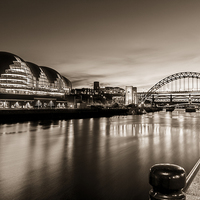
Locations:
0;108;128;123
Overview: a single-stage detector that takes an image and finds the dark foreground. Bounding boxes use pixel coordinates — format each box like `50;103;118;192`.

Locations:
0;108;128;123
0;110;199;199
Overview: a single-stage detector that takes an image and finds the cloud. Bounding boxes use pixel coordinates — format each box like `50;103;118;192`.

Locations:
22;44;200;92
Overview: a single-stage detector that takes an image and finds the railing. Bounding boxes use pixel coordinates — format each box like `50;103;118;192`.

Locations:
183;158;200;192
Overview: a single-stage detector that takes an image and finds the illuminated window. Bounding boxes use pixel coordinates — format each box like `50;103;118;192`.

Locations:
38;68;50;89
0;56;71;97
0;56;36;92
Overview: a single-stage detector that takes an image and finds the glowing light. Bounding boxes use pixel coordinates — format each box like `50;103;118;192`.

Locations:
0;56;71;100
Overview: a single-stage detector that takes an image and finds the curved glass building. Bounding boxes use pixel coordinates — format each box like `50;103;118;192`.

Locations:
0;52;72;109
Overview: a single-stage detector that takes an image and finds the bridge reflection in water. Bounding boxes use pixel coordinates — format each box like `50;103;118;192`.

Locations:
0;110;199;199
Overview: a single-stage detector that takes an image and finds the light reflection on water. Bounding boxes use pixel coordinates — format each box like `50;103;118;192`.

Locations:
0;110;199;200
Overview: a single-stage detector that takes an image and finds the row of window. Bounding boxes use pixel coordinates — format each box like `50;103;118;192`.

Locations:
0;101;66;109
0;57;71;96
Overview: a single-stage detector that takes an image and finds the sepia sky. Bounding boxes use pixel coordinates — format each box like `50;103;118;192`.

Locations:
1;0;200;91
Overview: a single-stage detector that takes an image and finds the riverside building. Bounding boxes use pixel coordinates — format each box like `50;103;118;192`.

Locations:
125;86;138;105
0;52;72;109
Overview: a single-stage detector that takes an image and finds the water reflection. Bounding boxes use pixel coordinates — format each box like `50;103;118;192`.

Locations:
0;111;199;200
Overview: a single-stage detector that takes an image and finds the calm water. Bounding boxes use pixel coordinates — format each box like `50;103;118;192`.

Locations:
0;110;199;200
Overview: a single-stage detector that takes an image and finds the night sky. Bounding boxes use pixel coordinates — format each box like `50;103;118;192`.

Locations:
1;0;200;91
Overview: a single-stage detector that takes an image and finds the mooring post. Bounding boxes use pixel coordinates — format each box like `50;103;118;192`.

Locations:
149;163;186;200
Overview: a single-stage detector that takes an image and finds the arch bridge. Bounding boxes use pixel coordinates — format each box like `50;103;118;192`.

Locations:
140;72;200;105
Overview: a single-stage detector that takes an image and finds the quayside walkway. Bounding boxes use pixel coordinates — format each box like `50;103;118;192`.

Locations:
186;168;200;200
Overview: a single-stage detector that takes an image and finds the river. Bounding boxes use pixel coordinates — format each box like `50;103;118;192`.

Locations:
0;110;199;200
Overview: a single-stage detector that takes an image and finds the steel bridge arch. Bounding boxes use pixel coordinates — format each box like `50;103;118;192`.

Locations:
142;72;200;102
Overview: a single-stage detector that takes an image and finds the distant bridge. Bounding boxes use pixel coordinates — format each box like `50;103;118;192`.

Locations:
140;72;200;105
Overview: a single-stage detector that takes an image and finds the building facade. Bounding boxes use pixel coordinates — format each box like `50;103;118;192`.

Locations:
125;86;137;105
0;52;72;109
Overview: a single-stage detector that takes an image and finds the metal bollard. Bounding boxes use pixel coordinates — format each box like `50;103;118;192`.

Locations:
149;163;186;200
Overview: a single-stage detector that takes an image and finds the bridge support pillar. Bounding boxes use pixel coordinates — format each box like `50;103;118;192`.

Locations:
151;95;155;107
170;94;173;105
